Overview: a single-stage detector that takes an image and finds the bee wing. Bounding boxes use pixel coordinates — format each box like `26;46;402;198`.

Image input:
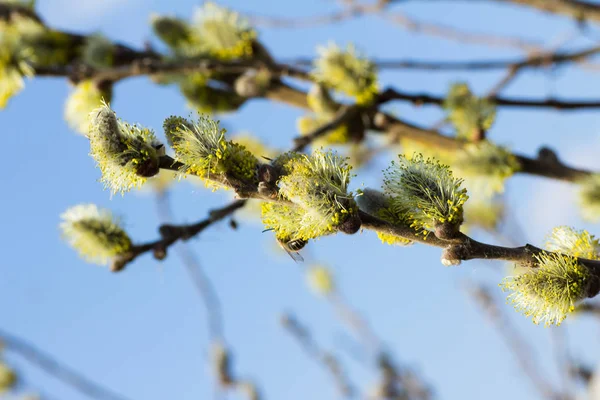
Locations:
285;249;304;263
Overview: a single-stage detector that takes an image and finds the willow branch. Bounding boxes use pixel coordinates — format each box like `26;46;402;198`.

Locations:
292;105;361;152
24;28;600;172
370;112;594;182
377;87;600;110
34;58;310;85
155;193;225;342
248;0;391;28
152;154;600;281
325;292;431;399
575;303;600;316
212;344;263;400
111;198;247;272
491;0;600;23
372;353;432;400
357;211;600;275
382;10;542;52
466;284;561;400
287;44;600;71
54;17;600;183
280;313;355;397
249;0;542;52
0;329;132;400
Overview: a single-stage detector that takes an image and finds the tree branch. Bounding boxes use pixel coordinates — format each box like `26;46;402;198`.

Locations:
249;0;543;52
0;329;132;400
382;9;543;52
147;155;600;287
371;112;594;183
34;58;310;85
155;192;225;342
280;313;355;397
22;26;600;186
292;105;363;152
248;0;390;28
286;44;600;71
110;199;247;272
466;284;562;400
491;0;600;23
378;87;600;110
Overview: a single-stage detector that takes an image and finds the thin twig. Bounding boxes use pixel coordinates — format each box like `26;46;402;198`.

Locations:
111;199;247;272
550;328;574;399
490;0;600;23
211;344;262;400
0;329;132;400
328;293;381;358
371;352;432;400
377;87;600;110
466;284;561;400
382;10;543;53
280;313;355;397
292;106;361;152
486;65;521;98
286;44;600;71
155;193;225;342
248;0;389;28
249;0;543;52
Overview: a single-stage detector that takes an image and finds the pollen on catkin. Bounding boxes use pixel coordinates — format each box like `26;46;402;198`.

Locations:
192;2;256;60
60;204;132;265
0;19;34;108
375;207;414;246
271;151;304;174
0;362;16;394
356;188;413;246
383;153;468;237
545;226;600;260
163;114;258;189
312;42;378;105
151;3;255;60
452;141;520;198
279;150;358;226
64;80;112;134
88;104;162;195
262;150;359;241
500;252;593;326
579;174;600;222
444;82;496;140
261;201;329;242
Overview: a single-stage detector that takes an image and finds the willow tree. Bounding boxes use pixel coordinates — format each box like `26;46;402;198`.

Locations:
3;0;600;399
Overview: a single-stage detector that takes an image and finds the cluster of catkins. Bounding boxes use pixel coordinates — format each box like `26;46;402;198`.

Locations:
59;103;600;328
8;0;590;328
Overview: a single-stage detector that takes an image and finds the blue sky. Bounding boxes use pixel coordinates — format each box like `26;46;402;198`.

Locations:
2;0;600;399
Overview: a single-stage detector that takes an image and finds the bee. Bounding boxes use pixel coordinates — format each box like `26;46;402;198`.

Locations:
277;237;307;263
263;228;307;262
135;157;160;177
133;142;164;178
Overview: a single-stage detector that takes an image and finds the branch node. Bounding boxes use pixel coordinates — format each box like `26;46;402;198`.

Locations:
434;222;461;240
441;246;464;266
153;245;167;260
